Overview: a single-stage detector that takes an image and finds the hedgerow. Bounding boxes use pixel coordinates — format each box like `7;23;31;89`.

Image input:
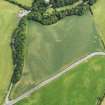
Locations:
11;17;27;84
5;0;31;10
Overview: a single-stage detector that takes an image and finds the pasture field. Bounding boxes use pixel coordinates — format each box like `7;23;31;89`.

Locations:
11;0;33;7
16;55;105;105
0;1;21;104
10;13;104;99
92;0;105;43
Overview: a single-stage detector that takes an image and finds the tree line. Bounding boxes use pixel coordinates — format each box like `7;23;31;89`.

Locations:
27;0;90;25
28;3;88;25
11;17;27;84
50;0;79;8
83;0;97;5
45;0;96;8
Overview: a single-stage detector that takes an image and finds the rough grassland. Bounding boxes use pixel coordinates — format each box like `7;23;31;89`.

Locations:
16;56;105;105
10;13;104;99
92;0;105;43
0;1;21;104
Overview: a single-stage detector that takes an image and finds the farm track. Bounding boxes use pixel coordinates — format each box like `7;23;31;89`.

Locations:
4;51;105;105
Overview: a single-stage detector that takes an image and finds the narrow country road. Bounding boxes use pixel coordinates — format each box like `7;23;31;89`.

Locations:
4;51;105;105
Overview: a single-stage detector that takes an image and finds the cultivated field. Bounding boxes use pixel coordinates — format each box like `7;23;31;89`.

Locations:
0;1;21;104
16;55;105;105
10;12;104;99
92;0;105;43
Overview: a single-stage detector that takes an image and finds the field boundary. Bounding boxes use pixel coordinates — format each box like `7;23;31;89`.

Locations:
5;0;31;10
4;51;105;105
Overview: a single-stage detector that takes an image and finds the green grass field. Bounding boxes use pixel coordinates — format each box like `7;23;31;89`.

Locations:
10;12;104;99
16;55;105;105
0;1;21;104
12;0;33;7
92;0;105;43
